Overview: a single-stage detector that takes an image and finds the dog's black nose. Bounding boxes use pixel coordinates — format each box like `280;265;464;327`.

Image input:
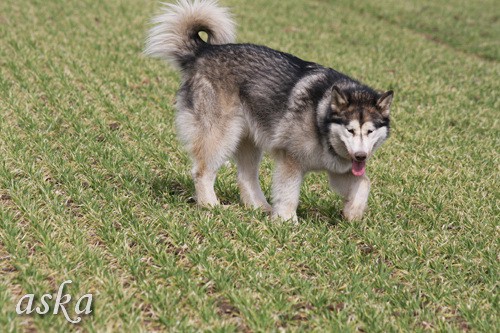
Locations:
354;152;367;161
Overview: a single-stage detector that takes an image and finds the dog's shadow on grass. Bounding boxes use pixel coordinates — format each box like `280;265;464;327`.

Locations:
149;174;342;227
150;174;196;204
149;173;239;205
297;205;343;227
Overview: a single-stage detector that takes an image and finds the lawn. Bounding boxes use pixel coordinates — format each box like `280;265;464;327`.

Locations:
0;0;498;332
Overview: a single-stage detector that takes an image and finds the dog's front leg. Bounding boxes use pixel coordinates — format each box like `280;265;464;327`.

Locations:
328;172;370;221
271;152;304;223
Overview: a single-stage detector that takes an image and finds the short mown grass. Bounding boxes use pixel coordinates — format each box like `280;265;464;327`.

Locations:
0;0;498;332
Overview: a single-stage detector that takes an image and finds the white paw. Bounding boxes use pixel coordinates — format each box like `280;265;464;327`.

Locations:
242;198;272;213
195;196;220;207
342;203;366;221
258;202;273;213
272;210;298;223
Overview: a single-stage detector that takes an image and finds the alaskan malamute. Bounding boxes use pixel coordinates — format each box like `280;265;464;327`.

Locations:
145;0;394;222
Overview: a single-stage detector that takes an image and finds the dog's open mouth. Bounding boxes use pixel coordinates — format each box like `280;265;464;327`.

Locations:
352;160;366;176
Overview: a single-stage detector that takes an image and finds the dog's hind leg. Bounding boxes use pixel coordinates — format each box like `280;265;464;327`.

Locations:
192;121;243;206
234;138;271;211
176;108;243;207
328;172;370;221
190;159;220;206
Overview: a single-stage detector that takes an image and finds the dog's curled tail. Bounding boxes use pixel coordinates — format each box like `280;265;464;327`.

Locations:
144;0;235;70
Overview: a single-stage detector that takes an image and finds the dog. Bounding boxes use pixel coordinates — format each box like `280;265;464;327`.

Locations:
145;0;393;222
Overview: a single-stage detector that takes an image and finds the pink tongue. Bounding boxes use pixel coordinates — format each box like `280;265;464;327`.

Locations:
352;160;366;176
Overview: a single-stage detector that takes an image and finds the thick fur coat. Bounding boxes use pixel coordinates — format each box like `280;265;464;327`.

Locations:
145;0;394;221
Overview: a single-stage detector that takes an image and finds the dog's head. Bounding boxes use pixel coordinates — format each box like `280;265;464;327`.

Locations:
323;86;393;176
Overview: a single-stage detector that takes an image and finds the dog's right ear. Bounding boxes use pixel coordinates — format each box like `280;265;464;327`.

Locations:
331;86;348;110
376;90;394;117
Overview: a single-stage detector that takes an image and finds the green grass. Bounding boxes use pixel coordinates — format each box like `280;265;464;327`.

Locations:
0;0;498;331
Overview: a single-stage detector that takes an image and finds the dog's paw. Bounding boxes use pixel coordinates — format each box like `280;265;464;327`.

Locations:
260;202;273;213
272;210;298;224
342;204;366;221
195;196;220;207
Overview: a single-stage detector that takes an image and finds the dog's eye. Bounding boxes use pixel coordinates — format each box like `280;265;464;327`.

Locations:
367;130;374;135
347;129;355;135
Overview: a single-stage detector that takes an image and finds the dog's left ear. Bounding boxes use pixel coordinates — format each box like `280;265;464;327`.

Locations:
376;90;394;117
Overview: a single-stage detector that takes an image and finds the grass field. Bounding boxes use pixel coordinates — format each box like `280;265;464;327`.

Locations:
0;0;498;331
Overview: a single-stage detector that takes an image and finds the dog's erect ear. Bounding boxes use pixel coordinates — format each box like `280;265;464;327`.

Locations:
331;86;348;110
376;90;393;117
